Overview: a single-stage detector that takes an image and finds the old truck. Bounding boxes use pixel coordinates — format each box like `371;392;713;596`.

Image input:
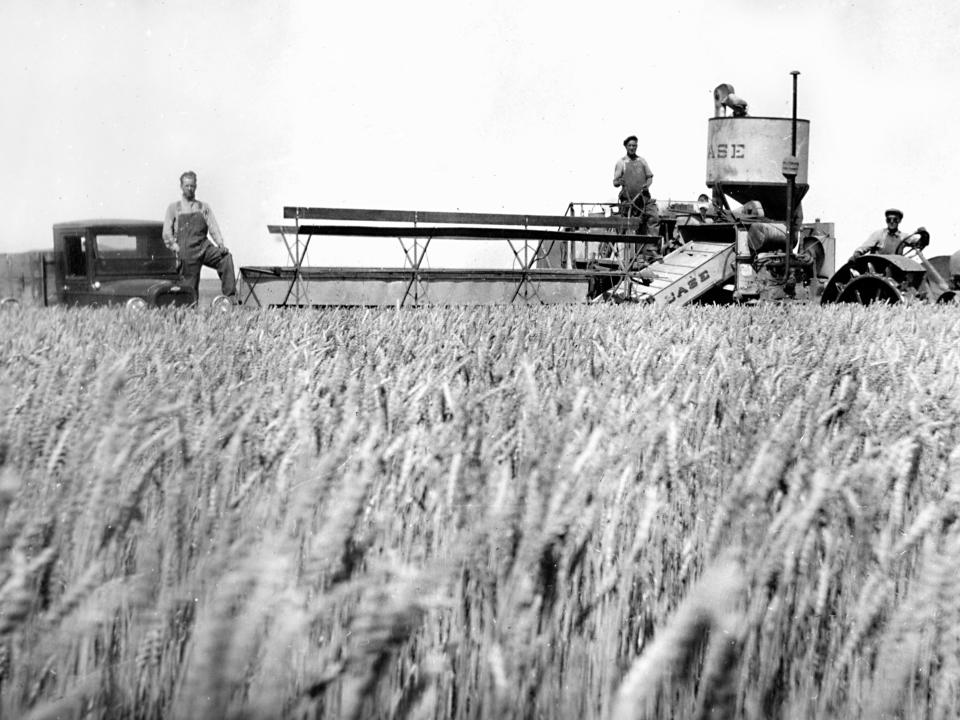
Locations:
0;219;196;308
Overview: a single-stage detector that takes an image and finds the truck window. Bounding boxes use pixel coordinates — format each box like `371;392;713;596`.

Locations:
98;234;141;255
94;231;177;275
64;235;86;276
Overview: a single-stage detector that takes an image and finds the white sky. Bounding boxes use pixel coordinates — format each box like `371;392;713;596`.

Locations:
2;0;959;269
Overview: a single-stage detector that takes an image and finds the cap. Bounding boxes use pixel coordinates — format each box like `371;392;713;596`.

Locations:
623;135;638;147
885;208;903;220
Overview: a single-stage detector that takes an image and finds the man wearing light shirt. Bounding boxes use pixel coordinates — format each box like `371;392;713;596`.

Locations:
613;135;660;237
163;170;236;303
851;208;917;259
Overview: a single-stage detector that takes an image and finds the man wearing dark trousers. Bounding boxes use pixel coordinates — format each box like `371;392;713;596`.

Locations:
162;171;236;303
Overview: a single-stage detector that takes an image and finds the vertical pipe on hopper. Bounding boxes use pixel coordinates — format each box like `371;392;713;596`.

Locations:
784;71;800;293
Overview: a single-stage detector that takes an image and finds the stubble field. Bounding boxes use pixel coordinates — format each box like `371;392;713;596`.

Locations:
1;303;959;719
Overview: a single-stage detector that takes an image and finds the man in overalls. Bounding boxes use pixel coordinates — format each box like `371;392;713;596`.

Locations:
613;135;660;237
162;171;236;303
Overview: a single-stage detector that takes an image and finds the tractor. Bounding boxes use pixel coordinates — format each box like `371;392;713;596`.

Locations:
821;229;958;305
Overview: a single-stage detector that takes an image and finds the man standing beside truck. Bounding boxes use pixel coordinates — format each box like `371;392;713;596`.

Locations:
162;171;236;303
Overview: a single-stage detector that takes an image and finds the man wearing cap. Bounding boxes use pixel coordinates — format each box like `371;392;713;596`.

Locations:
613;136;660;236
851;209;913;259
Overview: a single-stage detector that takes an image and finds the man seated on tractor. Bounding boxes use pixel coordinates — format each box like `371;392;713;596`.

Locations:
851;208;929;261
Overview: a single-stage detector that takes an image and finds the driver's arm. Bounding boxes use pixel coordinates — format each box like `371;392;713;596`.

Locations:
852;231;880;259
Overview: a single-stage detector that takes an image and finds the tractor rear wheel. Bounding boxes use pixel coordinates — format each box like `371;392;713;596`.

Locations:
821;254;926;305
829;274;903;304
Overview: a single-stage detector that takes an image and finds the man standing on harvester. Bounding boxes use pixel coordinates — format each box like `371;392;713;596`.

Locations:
163;171;236;303
613;136;660;237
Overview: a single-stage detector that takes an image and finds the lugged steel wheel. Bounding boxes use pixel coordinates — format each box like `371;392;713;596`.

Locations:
831;274;902;304
821;254;926;305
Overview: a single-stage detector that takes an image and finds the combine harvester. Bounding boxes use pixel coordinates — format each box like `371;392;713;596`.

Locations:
234;74;954;308
556;74;836;306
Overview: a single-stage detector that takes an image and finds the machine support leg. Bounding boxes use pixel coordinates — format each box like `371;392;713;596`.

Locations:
399;236;431;306
277;217;314;307
505;239;544;304
280;230;313;307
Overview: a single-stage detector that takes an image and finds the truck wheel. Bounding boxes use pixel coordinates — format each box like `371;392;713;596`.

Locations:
211;295;234;311
125;297;148;311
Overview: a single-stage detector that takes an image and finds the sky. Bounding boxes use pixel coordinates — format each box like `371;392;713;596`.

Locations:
2;0;960;271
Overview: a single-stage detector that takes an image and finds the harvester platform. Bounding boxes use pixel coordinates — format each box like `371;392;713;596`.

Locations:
620;241;736;306
239;206;646;307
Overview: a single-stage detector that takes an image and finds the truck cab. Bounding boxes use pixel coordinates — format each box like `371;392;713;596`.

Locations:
52;220;196;307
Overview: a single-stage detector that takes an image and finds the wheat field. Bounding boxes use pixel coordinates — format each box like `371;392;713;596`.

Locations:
1;303;959;719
